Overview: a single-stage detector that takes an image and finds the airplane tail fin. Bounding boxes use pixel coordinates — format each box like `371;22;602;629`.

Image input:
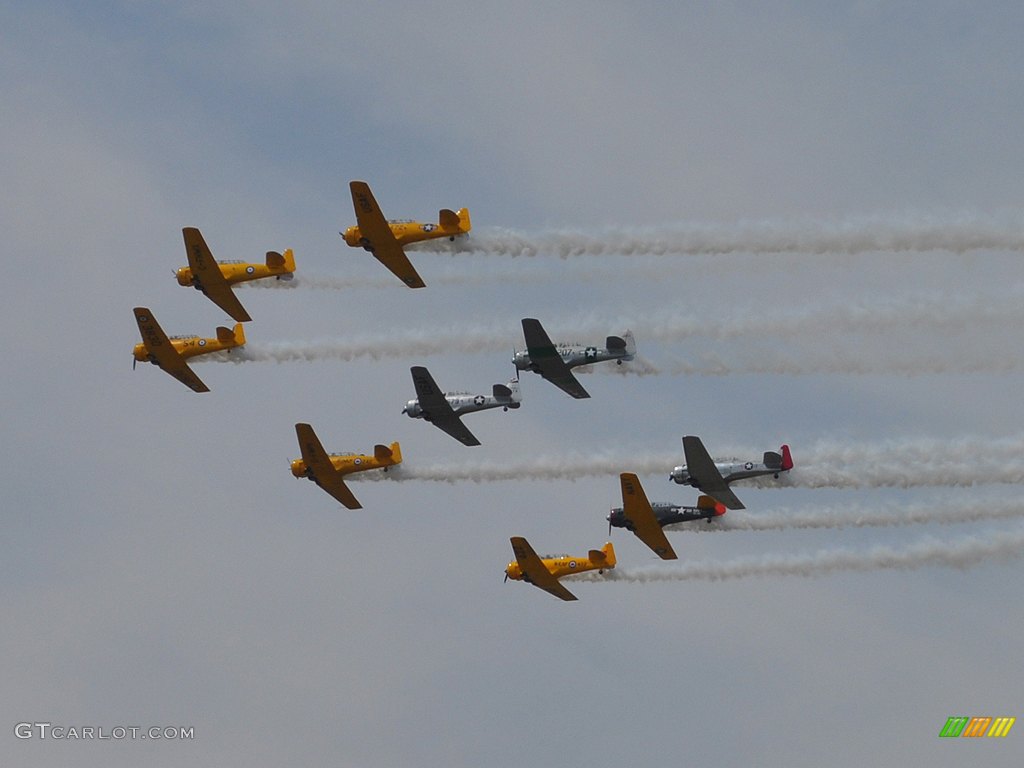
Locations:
697;495;727;517
780;444;793;471
388;441;402;465
216;323;246;346
622;330;636;358
590;541;617;568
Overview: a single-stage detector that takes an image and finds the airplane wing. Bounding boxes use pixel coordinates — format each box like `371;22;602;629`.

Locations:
133;307;210;393
510;537;578;601
182;227;252;322
410;366;481;446
619;473;677;560
682;435;745;510
294;423;362;509
349;181;426;289
520;318;590;399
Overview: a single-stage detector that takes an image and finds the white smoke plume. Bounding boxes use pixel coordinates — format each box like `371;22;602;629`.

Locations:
438;214;1024;258
203;287;1022;372
360;435;1024;489
573;526;1024;583
672;498;1024;533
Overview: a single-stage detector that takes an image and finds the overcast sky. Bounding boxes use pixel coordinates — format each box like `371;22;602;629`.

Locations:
2;2;1022;766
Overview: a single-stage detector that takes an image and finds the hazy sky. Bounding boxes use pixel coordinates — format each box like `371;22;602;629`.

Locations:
2;2;1022;766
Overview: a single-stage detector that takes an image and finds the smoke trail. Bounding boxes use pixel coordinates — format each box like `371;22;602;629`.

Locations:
245;269;556;291
671;498;1024;532
202;286;1022;371
434;215;1024;258
654;352;1022;377
357;452;680;484
359;435;1024;488
573;526;1024;583
219;324;515;364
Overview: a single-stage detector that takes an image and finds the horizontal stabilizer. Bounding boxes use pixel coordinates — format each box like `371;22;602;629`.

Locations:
696;495;717;510
764;450;783;469
374;443;392;460
493;383;512;398
266;250;286;268
606;335;626;351
216;323;246;345
439;208;460;229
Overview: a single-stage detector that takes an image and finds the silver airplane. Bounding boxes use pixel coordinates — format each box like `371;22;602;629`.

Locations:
669;435;793;510
512;317;636;399
607;473;727;559
403;366;522;446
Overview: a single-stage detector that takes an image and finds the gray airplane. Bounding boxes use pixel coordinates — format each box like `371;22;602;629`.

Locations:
403;366;522;446
607;473;727;559
669;435;793;510
513;317;636;399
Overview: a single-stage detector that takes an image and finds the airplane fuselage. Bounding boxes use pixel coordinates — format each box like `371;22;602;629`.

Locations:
290;451;396;480
342;216;469;250
670;459;782;486
403;386;520;420
176;254;295;289
608;501;718;530
132;331;241;365
513;343;632;373
505;552;611;583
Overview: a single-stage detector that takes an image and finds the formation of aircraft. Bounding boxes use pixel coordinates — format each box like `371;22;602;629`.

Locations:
402;366;521;446
670;435;793;510
608;473;726;559
513;318;636;399
505;537;616;601
175;227;296;322
342;180;471;288
133;181;801;602
290;423;402;509
132;307;245;393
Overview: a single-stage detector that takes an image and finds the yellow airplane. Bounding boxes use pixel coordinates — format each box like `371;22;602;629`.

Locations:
290;423;402;509
341;180;471;288
175;227;296;322
132;306;245;393
505;537;616;601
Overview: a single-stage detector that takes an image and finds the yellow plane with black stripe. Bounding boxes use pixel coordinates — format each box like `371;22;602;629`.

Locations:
342;180;471;288
132;306;245;393
175;227;296;322
290;423;402;509
505;538;616;601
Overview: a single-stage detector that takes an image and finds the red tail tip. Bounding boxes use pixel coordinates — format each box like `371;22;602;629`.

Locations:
714;503;727;517
780;444;793;471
